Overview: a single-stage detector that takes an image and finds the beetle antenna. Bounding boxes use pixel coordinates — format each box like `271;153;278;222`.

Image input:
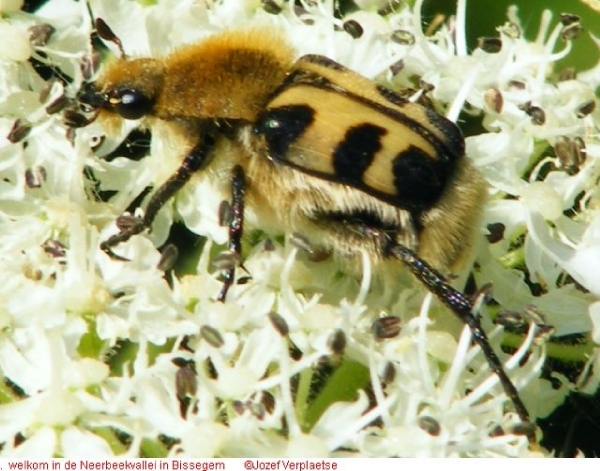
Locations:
95;18;127;59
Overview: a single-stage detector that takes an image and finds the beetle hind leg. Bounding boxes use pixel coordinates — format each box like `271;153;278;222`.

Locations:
388;242;535;443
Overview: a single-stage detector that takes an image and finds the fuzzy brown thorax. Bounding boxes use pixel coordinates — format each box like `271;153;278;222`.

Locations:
96;30;294;124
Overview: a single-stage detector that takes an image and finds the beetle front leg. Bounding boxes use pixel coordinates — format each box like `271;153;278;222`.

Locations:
216;165;246;302
100;134;216;259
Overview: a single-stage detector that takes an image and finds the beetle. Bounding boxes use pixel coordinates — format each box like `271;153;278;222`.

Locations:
75;19;534;440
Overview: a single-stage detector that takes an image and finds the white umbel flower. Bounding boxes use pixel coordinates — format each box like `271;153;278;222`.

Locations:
0;0;597;458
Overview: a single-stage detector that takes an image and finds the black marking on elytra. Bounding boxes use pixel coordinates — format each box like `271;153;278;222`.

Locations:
333;123;386;185
392;146;450;209
376;84;408;108
260;65;461;211
423;106;464;158
299;54;347;71
259;65;332;105
257;104;315;158
273;71;461;165
281;68;333;90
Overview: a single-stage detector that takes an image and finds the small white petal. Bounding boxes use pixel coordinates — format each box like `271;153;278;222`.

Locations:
285;434;329;458
0;23;30;61
589;301;600;344
520;182;563;221
61;427;114;457
3;427;56;458
0;0;23;13
179;423;230;458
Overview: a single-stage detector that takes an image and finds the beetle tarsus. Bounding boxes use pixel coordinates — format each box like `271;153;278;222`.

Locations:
100;219;146;261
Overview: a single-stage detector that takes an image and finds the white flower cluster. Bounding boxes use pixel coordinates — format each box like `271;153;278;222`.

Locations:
0;0;597;458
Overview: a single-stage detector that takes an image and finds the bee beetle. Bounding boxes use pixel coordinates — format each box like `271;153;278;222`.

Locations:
77;19;533;439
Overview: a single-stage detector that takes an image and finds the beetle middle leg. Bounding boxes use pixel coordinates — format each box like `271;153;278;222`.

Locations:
215;165;246;302
100;133;216;259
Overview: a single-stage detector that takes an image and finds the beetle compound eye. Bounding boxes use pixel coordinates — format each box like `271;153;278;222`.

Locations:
107;88;153;120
